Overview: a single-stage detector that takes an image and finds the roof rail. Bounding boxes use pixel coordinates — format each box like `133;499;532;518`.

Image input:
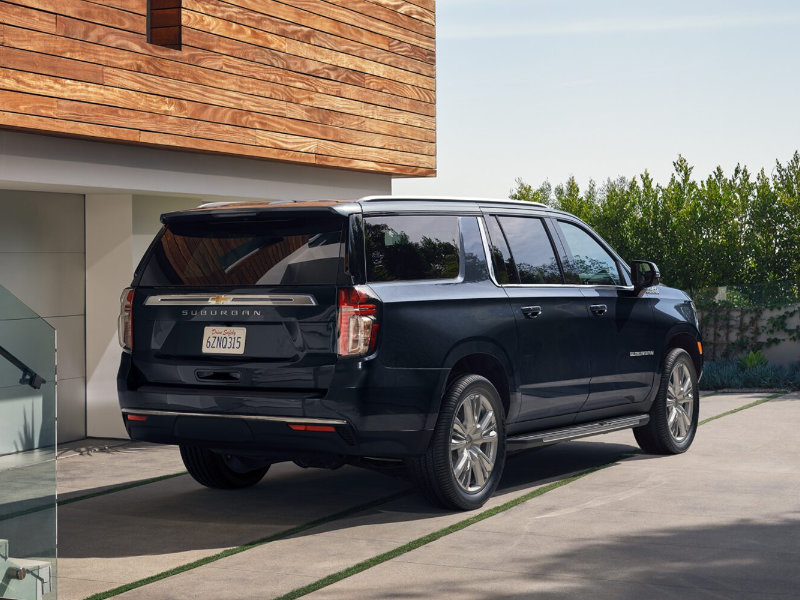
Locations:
358;195;547;208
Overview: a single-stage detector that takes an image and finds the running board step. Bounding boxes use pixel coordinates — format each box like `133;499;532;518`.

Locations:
506;415;649;451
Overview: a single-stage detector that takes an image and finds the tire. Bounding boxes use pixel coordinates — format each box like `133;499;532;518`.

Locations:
180;445;270;489
407;375;506;511
634;348;699;455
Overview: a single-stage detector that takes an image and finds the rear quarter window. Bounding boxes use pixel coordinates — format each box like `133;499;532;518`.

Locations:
365;215;460;282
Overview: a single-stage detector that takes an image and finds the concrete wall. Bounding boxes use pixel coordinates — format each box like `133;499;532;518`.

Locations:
0;190;85;443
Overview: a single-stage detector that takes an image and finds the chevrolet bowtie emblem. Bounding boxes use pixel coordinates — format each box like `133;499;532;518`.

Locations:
208;295;232;305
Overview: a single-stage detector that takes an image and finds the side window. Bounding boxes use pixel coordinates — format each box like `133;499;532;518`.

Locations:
364;215;460;282
484;216;518;284
557;220;622;286
498;216;563;284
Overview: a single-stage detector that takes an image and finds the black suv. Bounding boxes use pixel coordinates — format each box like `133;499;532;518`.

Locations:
117;196;703;510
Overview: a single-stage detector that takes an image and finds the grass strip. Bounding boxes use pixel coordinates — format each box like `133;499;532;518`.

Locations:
699;392;784;426
82;489;414;600
59;472;188;506
0;472;187;523
274;465;607;600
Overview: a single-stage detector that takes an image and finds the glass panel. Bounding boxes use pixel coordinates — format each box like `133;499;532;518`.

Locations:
498;217;563;284
484;216;517;284
365;215;460;282
139;217;346;287
0;284;56;600
558;220;622;286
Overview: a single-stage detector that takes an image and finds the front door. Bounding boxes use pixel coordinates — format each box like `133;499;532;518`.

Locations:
554;219;657;412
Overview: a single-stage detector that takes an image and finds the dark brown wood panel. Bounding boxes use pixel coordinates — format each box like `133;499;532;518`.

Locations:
5;0;144;33
52;17;435;119
0;73;434;166
268;0;434;51
323;0;435;39
185;0;433;76
0;0;436;176
222;0;434;63
366;0;435;26
182;9;435;90
1;3;57;32
3;25;435;142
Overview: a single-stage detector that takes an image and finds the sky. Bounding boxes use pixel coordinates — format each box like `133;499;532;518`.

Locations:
393;0;800;199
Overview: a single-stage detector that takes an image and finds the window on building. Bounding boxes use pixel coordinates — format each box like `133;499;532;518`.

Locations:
148;0;182;50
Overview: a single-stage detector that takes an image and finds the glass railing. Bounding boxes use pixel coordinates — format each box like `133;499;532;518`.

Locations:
0;284;56;600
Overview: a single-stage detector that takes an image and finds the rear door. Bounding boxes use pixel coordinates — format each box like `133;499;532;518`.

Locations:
484;214;591;423
130;212;349;392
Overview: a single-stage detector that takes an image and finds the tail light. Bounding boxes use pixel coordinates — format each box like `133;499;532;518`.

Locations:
118;288;134;352
337;286;379;357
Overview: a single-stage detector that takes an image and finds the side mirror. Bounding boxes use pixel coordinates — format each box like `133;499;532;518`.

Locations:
631;260;660;294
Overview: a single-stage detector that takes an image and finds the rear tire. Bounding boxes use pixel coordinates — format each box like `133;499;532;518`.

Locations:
180;445;270;489
408;375;506;511
634;348;699;454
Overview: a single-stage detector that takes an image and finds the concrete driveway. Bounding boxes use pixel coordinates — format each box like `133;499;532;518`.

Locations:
55;392;800;599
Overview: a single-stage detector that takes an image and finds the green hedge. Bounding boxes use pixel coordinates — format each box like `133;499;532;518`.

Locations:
510;152;800;294
700;358;800;391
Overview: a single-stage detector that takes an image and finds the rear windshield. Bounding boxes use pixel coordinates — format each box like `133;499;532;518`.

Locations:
138;216;346;287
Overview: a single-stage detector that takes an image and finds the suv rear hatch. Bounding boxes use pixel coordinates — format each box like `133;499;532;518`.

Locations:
126;210;352;395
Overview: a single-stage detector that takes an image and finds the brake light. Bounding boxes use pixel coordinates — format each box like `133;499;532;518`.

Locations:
337;286;379;357
118;288;134;351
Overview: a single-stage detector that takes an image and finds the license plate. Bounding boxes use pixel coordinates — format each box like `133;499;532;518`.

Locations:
202;326;246;355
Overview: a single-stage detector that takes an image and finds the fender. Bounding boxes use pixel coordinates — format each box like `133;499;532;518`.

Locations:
424;337;520;428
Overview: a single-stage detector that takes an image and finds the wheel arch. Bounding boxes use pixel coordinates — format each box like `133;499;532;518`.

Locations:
665;328;703;379
437;340;517;423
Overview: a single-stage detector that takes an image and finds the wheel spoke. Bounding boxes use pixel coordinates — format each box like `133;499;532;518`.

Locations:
479;429;498;445
471;450;487;487
450;437;467;451
452;417;467;439
462;395;476;431
453;450;469;480
478;409;495;434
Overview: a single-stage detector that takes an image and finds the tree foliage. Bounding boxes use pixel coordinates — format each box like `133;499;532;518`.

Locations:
510;152;800;294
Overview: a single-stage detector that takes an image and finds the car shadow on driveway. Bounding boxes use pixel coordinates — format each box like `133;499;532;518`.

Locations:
57;438;652;561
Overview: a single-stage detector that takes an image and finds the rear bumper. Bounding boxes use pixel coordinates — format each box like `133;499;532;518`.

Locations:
117;353;444;457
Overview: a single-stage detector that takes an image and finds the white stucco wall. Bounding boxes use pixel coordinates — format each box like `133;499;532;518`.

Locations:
0;190;85;443
2;130;393;439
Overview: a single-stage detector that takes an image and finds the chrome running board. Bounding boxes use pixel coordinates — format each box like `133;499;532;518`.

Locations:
507;414;649;451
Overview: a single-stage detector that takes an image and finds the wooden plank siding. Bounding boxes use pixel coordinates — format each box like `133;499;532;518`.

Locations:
0;0;436;177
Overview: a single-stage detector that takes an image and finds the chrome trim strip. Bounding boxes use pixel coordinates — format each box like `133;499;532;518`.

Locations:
477;216;503;288
145;294;317;306
121;408;347;425
507;415;649;447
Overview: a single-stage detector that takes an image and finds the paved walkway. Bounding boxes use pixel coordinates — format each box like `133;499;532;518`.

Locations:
54;392;800;599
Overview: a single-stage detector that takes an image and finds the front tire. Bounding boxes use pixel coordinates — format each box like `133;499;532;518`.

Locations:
180;445;270;489
408;375;506;511
634;348;699;454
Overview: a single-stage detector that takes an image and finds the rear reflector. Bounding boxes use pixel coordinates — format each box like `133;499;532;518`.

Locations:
288;424;336;432
126;414;148;422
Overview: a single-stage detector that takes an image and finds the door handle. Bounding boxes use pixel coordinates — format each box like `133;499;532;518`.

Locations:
590;304;608;316
521;305;542;319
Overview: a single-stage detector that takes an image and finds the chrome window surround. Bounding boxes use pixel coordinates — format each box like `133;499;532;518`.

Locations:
144;294;317;306
477;216;635;291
